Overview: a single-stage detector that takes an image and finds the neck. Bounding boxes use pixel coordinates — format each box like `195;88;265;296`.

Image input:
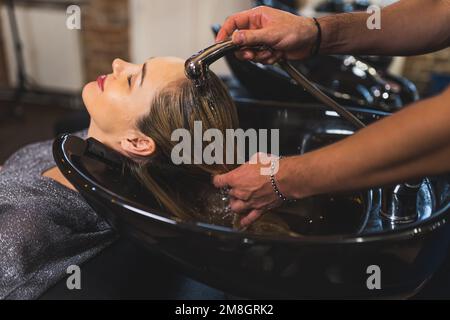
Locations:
87;121;116;148
44;121;124;192
87;120;132;158
87;120;104;140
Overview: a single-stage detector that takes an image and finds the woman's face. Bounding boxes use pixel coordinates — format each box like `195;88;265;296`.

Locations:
82;56;186;155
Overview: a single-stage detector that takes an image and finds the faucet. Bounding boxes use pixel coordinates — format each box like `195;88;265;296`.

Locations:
185;40;365;128
185;40;240;88
381;180;422;224
185;39;421;225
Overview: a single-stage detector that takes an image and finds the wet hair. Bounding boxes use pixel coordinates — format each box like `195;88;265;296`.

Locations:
127;72;296;235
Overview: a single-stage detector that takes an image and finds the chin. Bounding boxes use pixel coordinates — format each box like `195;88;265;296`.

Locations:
82;81;98;114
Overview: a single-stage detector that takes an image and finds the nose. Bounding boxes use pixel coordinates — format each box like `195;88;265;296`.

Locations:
112;58;126;77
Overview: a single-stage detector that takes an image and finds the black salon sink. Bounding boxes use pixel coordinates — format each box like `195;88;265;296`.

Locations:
53;99;450;299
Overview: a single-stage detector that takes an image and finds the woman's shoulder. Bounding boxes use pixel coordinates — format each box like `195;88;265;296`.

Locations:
2;139;53;173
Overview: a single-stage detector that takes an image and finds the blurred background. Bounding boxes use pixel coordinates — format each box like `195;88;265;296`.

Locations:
0;0;449;164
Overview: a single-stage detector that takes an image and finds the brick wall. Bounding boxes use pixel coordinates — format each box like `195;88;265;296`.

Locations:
80;0;130;83
0;14;9;87
402;48;450;94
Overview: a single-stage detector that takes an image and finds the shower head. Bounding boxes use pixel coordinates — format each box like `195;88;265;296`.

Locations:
185;39;240;87
185;40;364;128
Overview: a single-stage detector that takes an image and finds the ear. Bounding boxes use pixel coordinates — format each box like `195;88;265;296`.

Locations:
120;133;156;158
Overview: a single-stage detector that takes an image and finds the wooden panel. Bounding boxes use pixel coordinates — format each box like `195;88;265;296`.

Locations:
80;0;130;83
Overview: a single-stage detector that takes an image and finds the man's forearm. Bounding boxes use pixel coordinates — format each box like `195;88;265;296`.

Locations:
318;0;450;56
279;87;450;199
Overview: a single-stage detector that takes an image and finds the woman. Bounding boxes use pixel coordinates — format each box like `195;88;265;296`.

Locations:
0;56;292;299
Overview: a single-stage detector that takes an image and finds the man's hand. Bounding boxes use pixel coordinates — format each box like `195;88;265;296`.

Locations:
213;153;284;227
216;6;318;64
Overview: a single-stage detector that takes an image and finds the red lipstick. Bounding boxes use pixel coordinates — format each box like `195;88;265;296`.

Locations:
97;75;107;91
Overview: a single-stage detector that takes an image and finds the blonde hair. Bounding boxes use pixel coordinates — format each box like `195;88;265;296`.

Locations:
128;72;296;235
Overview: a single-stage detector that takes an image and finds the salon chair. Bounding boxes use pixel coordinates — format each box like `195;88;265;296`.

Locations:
52;97;450;299
39;238;226;300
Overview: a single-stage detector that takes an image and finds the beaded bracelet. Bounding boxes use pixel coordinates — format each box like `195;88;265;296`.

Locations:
269;156;296;203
